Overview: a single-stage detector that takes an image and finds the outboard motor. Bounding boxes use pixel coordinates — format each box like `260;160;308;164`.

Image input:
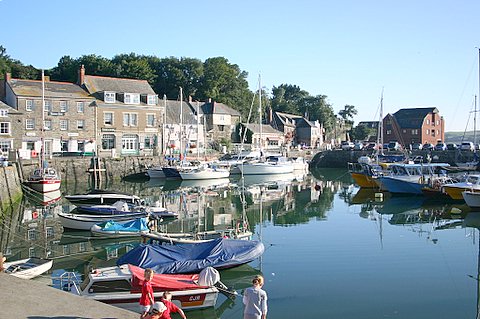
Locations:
198;267;238;299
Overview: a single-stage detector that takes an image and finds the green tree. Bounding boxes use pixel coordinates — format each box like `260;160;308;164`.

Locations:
49;56;80;82
111;53;156;83
271;84;309;114
77;54;115;77
338;104;358;125
351;124;375;141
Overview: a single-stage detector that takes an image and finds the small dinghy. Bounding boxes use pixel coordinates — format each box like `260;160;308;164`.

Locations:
91;218;150;238
4;257;53;279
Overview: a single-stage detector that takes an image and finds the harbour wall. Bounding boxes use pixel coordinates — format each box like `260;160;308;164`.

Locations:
310;149;479;168
0;164;23;211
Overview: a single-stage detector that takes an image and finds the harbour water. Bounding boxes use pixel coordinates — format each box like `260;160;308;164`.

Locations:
1;168;479;318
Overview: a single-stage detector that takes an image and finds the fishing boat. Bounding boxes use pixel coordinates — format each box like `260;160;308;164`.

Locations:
65;189;142;206
63;264;221;312
443;174;480;200
90;218;150;238
3;257;53;279
116;238;264;274
348;159;384;188
58;211;147;230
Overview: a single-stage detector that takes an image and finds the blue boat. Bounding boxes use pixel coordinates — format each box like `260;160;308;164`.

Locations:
116;238;264;274
90;218;150;238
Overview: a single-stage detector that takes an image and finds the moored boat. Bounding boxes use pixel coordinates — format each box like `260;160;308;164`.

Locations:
65;190;141;206
462;190;480;209
179;164;230;180
90;218;150;238
238;155;294;175
442;174;480;200
58;211;147;230
4;257;53;279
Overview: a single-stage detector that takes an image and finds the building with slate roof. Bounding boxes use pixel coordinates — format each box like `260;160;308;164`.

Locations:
0;100;23;158
3;72;96;158
269;109;324;147
79;66;162;157
201;100;241;142
238;123;284;151
383;107;444;147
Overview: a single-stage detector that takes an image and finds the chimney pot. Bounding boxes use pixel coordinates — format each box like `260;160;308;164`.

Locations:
78;65;85;85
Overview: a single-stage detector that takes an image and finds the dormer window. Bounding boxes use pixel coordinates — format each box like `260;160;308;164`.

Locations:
147;95;157;105
125;93;140;105
0;110;8;117
105;92;116;103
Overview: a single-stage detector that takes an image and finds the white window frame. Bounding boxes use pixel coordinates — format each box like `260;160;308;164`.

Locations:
43;120;52;131
147;95;157;105
60;100;68;113
44;100;52;112
0;122;10;134
77;120;85;130
123;113;138;127
60;119;68;131
0;110;8;117
104;112;114;125
26;100;33;111
26;119;35;130
105;92;115;103
146;114;155;127
124;93;140;105
76;101;84;113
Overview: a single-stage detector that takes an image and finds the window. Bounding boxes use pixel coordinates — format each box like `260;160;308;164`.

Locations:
26;119;35;130
426;129;430;135
123;113;138;126
60;119;68;131
77;101;84;113
0;110;8;117
102;134;115;149
144;136;155;149
426;119;430;125
28;229;37;241
79;242;86;252
402;129;406;133
44;120;52;130
147;95;157;105
436;120;439;125
26;100;34;111
77;120;85;130
44;100;52;112
0;122;10;134
386;129;391;135
122;134;138;151
60;101;68;112
90;279;131;293
104;112;113;125
411;129;418;135
105;92;115;103
146;114;155;127
0;141;10;153
29;247;36;258
124;93;140;104
46;227;54;238
218;125;225;131
61;140;68;151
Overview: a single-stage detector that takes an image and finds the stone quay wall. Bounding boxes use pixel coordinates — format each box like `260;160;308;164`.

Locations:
0;164;23;211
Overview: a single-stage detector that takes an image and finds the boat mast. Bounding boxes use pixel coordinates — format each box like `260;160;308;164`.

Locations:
180;87;183;162
376;88;384;162
258;75;262;154
41;69;45;173
196;101;200;162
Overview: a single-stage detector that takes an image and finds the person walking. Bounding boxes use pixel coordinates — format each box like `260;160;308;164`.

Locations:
159;291;187;319
139;268;155;319
243;275;268;319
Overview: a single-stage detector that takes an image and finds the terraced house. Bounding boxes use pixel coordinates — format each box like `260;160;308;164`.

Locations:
2;72;96;158
78;66;162;157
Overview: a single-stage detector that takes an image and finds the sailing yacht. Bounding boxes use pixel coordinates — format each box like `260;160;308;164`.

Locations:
238;76;293;176
24;70;61;193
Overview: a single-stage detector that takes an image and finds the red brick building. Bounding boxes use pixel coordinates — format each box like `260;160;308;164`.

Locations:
383;107;445;147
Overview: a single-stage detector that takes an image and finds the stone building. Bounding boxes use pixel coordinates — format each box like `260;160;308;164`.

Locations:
0;100;23;158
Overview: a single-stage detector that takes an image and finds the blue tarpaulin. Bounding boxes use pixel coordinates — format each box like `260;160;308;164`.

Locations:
99;218;149;232
116;238;264;274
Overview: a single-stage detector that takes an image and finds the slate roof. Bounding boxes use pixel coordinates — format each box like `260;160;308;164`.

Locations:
8;79;91;99
273;111;302;127
392;107;439;129
0;101;21;114
201;102;241;116
83;75;156;95
165;100;202;125
242;123;283;135
296;118;316;128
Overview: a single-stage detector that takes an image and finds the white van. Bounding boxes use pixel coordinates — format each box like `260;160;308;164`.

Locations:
461;141;475;151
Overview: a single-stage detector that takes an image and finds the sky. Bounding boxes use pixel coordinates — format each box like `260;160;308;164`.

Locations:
1;0;480;132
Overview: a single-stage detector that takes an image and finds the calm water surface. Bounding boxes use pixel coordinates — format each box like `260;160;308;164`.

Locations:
1;168;479;319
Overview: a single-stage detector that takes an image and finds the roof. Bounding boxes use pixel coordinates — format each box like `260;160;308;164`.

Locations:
8;79;92;99
242;123;284;135
83;75;156;95
296;118;316;128
165;100;201;125
201;102;241;116
0;101;21;114
272;111;302;128
392;107;439;128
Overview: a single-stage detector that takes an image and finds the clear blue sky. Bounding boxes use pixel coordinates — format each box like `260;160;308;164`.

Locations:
1;0;479;132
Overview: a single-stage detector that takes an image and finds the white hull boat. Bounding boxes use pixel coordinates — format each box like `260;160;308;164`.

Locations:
4;257;53;279
65;190;141;206
180;166;230;180
238;160;294;175
63;264;220;312
462;190;480;209
24;168;61;193
58;211;147;230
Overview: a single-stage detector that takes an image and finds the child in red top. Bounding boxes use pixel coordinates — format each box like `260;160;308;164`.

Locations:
139;268;155;319
159;291;187;319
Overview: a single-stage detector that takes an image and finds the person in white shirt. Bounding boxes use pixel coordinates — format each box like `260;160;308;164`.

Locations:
243;275;268;319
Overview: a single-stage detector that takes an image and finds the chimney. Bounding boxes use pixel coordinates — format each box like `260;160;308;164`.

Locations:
188;95;192;103
268;106;273;123
5;73;11;82
78;65;85;85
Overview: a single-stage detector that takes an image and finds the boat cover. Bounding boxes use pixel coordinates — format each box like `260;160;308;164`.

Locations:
117;238;264;274
129;264;207;292
97;218;149;232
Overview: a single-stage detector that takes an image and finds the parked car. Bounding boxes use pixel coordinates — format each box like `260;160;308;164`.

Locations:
461;141;475;151
422;143;434;151
446;143;457;150
341;141;355;150
434;142;447;151
365;142;378;150
387;141;402;151
411;143;423;150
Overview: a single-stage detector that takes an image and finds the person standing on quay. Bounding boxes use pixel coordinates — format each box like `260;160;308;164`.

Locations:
243;275;268;319
139;268;155;319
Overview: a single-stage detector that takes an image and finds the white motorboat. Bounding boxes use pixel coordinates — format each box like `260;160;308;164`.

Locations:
443;174;480;200
65;190;142;206
24;167;61;193
291;157;309;171
4;257;53;279
58;211;147;230
462;190;480;209
179;164;230;180
145;226;253;244
238;155;294;175
62;264;221;312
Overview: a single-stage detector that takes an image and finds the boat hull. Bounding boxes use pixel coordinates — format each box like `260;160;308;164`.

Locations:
146;167;165;179
350;172;378;188
24;179;61;193
58;212;147;230
462;191;480;208
4;258;53;279
180;169;230;180
378;176;424;195
443;185;480;200
238;162;294;175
